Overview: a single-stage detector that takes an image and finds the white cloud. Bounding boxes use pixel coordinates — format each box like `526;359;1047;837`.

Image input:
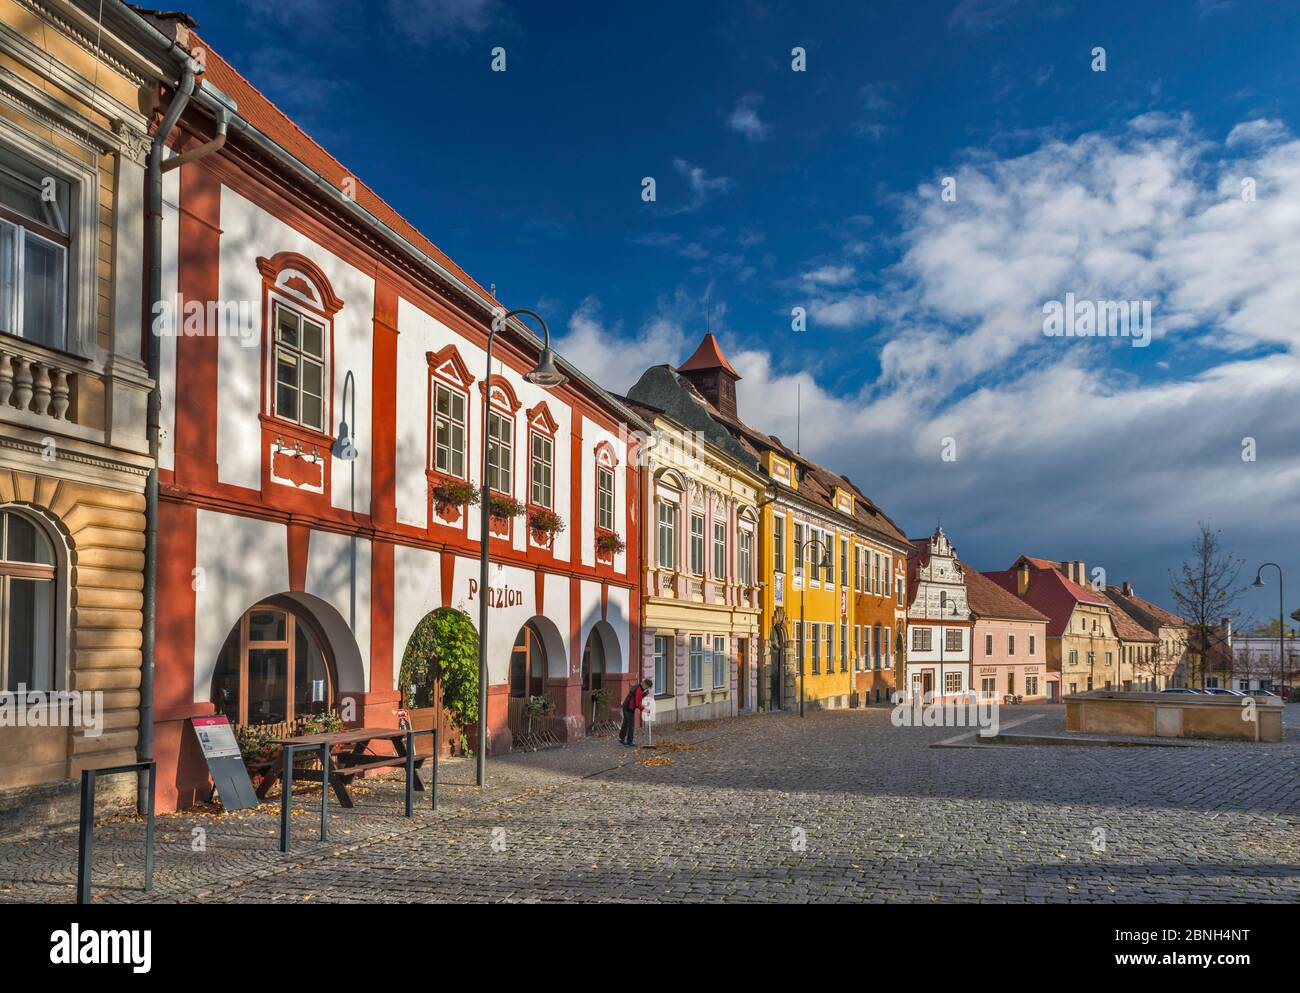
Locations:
948;0;1021;33
671;158;734;213
565;114;1300;602
726;94;769;141
399;0;509;47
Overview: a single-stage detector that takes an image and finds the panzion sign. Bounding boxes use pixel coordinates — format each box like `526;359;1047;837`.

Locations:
467;578;525;609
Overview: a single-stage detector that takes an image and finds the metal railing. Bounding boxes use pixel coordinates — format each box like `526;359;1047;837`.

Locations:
279;730;437;853
77;760;155;905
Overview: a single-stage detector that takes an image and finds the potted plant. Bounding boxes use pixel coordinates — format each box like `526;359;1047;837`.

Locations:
432;478;480;522
595;530;625;560
488;493;524;534
590;686;611;726
398;607;479;756
528;507;565;546
524;693;553;735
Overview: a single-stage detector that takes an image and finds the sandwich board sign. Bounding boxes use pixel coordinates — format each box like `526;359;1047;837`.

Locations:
192;715;258;810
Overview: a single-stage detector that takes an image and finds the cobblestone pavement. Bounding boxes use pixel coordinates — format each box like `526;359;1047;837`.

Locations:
2;705;1298;903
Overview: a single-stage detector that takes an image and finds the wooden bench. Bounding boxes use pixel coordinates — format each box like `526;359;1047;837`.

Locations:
257;728;429;808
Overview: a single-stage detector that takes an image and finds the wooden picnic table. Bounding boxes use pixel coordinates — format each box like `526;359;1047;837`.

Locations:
257;727;429;808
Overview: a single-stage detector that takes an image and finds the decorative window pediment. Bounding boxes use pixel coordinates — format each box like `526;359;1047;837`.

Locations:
479;374;521;414
427;343;475;392
593;439;619;469
526;400;559;435
256;252;344;316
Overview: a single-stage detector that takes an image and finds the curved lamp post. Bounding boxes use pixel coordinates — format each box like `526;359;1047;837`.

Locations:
477;309;566;788
1252;563;1285;692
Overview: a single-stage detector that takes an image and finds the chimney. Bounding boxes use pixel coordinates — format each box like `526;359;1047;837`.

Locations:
1121;581;1133;597
1221;616;1232;646
1017;562;1030;597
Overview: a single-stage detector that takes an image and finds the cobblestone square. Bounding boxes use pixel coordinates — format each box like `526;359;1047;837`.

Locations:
2;704;1297;904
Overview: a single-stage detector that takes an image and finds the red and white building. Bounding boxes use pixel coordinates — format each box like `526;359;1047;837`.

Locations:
145;18;642;810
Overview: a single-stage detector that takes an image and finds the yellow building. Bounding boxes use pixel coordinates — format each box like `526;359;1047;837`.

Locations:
624;356;764;723
648;334;911;712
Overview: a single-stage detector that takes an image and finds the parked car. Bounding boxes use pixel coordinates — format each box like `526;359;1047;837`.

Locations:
1243;689;1281;698
1202;687;1246;696
1160;687;1204;694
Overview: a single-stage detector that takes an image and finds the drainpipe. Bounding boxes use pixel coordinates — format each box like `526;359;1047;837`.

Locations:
138;63;195;813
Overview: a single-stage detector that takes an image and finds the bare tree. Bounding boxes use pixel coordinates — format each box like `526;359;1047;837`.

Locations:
1168;523;1246;688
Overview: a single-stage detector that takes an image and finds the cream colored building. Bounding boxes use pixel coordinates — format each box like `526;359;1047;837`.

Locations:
0;0;165;835
625;361;763;725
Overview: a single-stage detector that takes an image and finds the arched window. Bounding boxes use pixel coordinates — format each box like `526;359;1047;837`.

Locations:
211;603;333;725
0;510;56;691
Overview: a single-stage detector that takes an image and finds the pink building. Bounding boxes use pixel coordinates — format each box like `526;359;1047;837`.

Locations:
965;565;1051;702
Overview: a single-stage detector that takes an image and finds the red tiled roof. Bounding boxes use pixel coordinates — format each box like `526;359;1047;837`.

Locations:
984;565;1107;637
1106;603;1159;643
962;564;1049;623
677;333;741;378
192;33;493;307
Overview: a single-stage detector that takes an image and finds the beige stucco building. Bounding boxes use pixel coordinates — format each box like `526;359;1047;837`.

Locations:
625;350;763;725
0;0;165;835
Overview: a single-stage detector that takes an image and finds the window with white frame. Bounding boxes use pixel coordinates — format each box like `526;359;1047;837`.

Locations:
712;520;726;580
689;635;705;691
487;409;513;493
273;302;326;431
596;466;614;530
944;628;963;653
811;624;820;673
739;530;752;585
1029;635;1036;656
530;432;553;507
434;383;467;478
840;537;848;587
772;514;785;574
912;627;932;652
884;626;891;667
656;501;677;570
712;635;727;689
944;671;962;694
653;635;672;696
985;634;993;656
824;624;833;670
1025;675;1038;696
840;624;847;671
690;514;705;575
0;510;56;691
1008;635;1016;656
0;153;70;350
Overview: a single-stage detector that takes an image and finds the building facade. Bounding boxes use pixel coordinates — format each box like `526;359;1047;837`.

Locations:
0;0;169;833
141;18;643;810
1104;581;1188;690
905;528;972;700
850;495;910;705
986;557;1119;699
624;356;764;725
964;565;1050;703
1224;633;1298;693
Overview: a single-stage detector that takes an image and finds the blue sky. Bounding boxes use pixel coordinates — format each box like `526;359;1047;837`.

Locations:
191;0;1300;620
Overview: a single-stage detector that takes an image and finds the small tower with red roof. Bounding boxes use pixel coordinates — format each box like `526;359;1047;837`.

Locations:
677;332;742;419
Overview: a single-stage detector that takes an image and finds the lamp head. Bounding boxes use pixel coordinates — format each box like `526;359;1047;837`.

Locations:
524;346;567;389
1253;574;1266;588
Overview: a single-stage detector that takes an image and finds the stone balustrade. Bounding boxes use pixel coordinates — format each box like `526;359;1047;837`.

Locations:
0;340;78;424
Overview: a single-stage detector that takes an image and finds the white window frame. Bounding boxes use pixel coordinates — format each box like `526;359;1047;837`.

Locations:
434;382;467;478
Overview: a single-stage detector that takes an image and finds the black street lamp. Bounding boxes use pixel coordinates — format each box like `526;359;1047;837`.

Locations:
796;535;834;718
1252;563;1285;692
476;309;566;789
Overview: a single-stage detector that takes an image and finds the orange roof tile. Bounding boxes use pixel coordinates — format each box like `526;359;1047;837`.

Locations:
678;333;741;378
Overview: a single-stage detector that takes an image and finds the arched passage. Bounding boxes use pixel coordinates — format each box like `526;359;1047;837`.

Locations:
208;592;364;727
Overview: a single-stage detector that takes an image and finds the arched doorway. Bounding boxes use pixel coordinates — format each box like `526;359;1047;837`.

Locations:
503;616;568;748
581;621;624;729
210;600;335;728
